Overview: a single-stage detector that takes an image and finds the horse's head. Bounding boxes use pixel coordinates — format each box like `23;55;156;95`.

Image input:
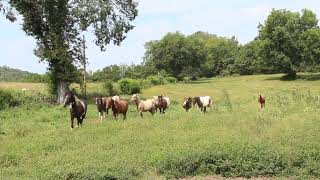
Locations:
64;93;75;108
95;95;103;105
183;97;193;111
130;94;139;102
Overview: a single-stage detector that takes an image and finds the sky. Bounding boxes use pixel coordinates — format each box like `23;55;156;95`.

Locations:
0;0;320;74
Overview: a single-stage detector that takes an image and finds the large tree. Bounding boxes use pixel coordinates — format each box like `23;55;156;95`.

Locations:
257;9;319;78
1;0;138;103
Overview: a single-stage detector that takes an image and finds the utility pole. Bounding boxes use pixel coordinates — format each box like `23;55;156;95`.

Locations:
82;35;87;99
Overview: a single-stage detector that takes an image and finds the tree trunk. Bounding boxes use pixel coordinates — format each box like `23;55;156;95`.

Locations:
57;80;67;104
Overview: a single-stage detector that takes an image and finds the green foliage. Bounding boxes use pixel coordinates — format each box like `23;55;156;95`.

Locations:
118;78;141;95
166;76;177;83
147;76;165;85
4;0;138;102
102;80;120;96
257;9;320;78
0;66;48;82
0;89;13;110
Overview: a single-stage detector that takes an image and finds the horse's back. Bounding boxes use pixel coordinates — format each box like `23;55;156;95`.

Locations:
200;96;212;107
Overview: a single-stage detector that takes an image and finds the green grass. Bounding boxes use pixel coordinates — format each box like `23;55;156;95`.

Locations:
1;74;320;179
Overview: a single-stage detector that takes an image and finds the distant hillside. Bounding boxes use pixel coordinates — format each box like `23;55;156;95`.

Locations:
0;66;48;82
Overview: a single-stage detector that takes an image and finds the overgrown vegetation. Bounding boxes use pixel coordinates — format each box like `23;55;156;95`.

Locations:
1;74;320;179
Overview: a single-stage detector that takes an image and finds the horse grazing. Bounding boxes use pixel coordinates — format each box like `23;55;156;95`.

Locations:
182;97;193;112
193;96;212;113
153;95;170;113
131;94;156;117
107;96;128;120
95;96;107;122
258;92;266;109
64;93;87;130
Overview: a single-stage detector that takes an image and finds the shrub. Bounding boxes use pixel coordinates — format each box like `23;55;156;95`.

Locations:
118;78;142;95
147;76;165;85
0;89;13;110
103;80;119;96
166;77;177;83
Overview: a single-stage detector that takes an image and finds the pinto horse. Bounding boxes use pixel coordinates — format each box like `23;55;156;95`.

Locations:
258;92;266;109
182;97;193;112
193;96;212;113
95;96;107;122
64;93;87;130
107;96;128;120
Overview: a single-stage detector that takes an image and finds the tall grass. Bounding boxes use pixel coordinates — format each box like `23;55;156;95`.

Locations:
1;74;320;179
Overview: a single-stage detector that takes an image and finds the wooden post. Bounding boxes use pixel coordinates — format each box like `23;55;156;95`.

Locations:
82;35;87;99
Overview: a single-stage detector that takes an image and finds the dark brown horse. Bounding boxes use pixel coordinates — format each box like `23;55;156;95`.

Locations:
182;97;193;112
96;96;106;121
156;95;168;113
107;97;128;120
64;93;87;130
258;92;265;109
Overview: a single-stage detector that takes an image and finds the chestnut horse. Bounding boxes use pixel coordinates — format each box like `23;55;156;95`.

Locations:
107;96;128;120
155;95;169;113
258;92;265;109
64;93;87;130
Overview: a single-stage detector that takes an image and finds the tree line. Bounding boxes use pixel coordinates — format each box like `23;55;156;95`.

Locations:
90;9;320;82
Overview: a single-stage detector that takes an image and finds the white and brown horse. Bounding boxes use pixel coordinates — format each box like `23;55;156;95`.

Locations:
193;96;213;113
182;97;193;112
131;94;156;117
64;93;87;130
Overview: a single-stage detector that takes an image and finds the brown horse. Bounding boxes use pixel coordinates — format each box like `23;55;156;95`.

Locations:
105;95;120;115
258;92;265;109
107;96;128;120
96;95;106;121
64;93;87;130
156;95;168;113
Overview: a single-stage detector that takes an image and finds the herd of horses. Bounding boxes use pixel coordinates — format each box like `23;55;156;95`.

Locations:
63;92;266;130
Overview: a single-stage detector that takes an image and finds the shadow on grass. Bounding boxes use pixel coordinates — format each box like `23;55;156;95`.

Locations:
265;73;320;81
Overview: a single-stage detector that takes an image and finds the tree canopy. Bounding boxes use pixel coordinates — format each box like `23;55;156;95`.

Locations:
1;0;138;103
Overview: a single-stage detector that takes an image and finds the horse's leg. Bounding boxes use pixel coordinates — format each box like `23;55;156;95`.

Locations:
76;117;80;128
139;110;143;118
103;111;106;119
113;112;117;120
204;107;207;113
123;112;126;120
70;116;74;130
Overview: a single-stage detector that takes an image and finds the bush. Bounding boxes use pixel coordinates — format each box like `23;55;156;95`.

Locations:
147;76;165;85
0;89;13;110
118;78;142;95
103;80;119;96
166;77;177;83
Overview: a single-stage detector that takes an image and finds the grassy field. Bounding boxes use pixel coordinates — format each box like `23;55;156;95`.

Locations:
1;74;320;179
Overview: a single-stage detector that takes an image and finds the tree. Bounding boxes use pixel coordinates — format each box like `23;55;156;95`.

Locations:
257;9;319;79
2;0;138;103
143;32;206;79
234;40;263;75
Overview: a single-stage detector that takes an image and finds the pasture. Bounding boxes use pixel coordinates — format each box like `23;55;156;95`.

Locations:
1;74;320;179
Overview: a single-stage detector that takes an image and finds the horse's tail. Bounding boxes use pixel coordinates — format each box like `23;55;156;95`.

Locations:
209;96;213;106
